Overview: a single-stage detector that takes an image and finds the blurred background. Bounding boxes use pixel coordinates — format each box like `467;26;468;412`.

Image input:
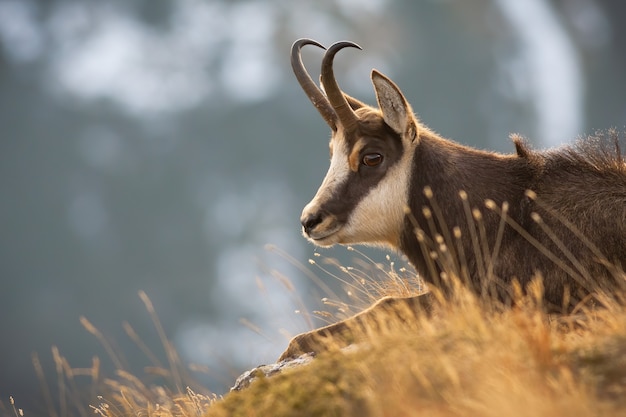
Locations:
1;0;625;413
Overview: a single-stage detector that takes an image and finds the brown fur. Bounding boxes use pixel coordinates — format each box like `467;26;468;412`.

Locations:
283;39;626;361
400;128;626;311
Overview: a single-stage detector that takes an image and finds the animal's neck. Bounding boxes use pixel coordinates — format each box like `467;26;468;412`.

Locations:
398;132;534;283
411;132;524;207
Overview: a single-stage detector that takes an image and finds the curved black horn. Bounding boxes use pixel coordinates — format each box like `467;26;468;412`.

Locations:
321;41;362;133
291;38;337;130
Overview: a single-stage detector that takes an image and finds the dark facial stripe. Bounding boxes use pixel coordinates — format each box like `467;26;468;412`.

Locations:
317;122;405;225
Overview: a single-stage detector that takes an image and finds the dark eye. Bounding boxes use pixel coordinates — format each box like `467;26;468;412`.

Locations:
362;153;383;167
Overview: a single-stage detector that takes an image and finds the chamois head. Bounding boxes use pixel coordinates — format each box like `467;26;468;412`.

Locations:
293;39;419;249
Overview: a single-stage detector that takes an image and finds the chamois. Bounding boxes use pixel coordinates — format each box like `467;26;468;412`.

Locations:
280;38;626;361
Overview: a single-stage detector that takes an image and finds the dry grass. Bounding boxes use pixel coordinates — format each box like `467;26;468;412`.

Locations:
207;272;626;417
4;290;220;417
6;250;626;416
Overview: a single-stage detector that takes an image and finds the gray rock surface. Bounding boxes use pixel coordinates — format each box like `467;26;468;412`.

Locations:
230;353;315;391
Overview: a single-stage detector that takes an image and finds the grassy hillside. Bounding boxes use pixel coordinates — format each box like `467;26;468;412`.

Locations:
7;257;626;417
206;284;626;417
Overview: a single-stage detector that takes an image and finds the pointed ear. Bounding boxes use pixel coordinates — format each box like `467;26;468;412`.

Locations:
371;70;416;140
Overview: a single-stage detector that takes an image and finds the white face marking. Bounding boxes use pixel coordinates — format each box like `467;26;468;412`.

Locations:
316;136;352;201
301;128;416;249
301;133;351;244
338;142;413;247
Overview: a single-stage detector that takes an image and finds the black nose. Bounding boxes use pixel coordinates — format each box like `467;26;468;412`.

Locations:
301;213;323;235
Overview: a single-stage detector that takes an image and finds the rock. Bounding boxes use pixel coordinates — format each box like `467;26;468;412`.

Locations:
230;353;316;391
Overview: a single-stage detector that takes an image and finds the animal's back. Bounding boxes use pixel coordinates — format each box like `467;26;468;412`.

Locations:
518;133;626;307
